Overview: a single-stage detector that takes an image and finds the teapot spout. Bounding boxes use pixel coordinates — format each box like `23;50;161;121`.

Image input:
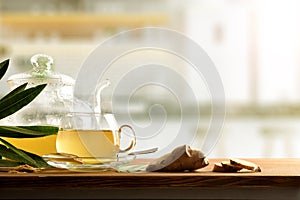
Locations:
95;79;111;113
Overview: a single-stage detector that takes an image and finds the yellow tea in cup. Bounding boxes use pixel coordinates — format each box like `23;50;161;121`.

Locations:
56;129;120;163
57;112;136;164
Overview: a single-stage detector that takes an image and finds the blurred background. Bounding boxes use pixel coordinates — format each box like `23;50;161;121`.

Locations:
1;0;300;158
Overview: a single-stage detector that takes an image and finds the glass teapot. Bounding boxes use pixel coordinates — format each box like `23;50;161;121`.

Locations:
7;54;75;126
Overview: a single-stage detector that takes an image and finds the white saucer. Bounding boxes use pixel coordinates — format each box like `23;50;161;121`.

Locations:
42;153;136;172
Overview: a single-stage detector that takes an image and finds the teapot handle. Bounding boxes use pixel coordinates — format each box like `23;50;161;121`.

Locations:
118;124;136;153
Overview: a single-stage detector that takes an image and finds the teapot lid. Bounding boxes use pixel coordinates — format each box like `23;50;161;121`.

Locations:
7;54;74;87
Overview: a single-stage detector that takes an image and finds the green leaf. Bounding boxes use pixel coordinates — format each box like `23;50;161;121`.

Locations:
0;159;21;167
0;84;47;119
0;144;30;165
0;83;27;103
0;126;58;138
20;149;51;168
0;59;9;80
0;143;51;168
0;138;38;167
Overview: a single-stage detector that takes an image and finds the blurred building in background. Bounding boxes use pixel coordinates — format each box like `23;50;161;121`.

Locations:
1;0;300;158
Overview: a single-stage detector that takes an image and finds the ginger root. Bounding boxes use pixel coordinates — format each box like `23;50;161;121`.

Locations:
146;145;209;172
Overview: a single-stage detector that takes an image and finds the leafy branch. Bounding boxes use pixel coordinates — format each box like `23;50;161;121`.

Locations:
0;59;59;168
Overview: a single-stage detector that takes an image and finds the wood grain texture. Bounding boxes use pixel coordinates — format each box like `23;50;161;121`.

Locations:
0;158;299;190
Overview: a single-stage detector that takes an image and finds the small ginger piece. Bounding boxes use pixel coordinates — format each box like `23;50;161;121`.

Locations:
9;164;39;173
213;158;261;173
146;145;209;172
221;161;243;172
213;162;242;172
212;163;227;172
230;158;261;172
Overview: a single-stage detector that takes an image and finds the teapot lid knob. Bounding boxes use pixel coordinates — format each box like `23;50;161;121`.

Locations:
31;54;53;71
7;53;75;87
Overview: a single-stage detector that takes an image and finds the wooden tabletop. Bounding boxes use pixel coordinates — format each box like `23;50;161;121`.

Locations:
0;158;299;199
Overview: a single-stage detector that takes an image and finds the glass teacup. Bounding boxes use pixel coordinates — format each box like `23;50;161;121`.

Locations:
56;112;136;164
